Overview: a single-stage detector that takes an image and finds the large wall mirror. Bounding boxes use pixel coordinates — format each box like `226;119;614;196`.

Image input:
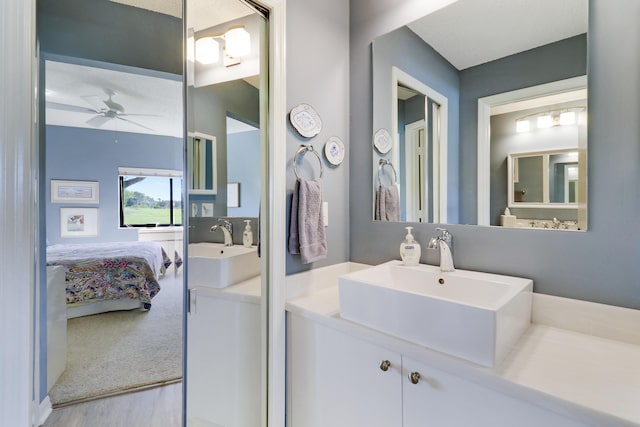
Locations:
372;0;588;231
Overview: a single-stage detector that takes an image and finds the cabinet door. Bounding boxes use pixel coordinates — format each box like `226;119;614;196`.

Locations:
288;314;402;427
402;356;585;427
186;288;261;427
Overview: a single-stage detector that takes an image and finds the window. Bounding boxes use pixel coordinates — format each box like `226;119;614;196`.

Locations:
118;167;183;227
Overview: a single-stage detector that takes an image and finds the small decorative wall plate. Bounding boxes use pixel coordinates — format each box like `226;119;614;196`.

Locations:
373;128;392;154
324;136;345;166
290;103;322;138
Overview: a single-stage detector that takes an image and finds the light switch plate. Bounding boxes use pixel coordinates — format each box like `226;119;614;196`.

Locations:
323;202;328;227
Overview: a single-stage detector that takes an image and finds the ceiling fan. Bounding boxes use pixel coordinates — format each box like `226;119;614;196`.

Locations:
46;89;156;131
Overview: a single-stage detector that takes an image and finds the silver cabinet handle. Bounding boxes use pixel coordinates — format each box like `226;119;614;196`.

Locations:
379;360;391;372
408;371;421;384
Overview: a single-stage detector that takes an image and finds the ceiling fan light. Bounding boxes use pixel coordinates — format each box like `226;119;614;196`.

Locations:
224;27;251;58
195;37;219;64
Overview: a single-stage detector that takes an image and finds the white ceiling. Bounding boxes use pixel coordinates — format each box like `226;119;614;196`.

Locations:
45;61;183;138
408;0;588;70
110;0;182;18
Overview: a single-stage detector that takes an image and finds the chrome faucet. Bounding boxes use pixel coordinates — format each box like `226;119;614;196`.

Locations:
427;228;455;272
210;219;233;246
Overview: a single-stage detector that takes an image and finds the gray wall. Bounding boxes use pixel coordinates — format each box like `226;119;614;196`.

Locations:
228;130;261;217
350;0;640;310
46;125;182;244
286;0;350;275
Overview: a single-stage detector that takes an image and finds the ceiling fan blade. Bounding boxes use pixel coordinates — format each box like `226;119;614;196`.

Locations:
46;101;98;114
82;95;108;112
116;116;154;131
119;113;161;118
86;115;111;128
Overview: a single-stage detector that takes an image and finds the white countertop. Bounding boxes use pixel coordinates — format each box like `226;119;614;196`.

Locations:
285;262;640;427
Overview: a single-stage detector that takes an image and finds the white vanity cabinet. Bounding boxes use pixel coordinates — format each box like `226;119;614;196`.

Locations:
186;287;261;427
287;313;402;427
288;314;585;427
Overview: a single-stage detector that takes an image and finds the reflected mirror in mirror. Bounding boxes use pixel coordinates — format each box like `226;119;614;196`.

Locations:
489;86;587;230
371;0;588;231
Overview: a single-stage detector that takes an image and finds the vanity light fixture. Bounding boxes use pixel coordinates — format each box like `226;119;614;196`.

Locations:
194;26;251;67
515;106;585;133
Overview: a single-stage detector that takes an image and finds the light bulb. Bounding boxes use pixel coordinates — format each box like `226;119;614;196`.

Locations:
225;27;251;57
537;114;553;129
560;111;576;125
195;37;219;64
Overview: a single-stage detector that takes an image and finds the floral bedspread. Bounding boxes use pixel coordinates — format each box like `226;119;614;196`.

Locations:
47;242;166;306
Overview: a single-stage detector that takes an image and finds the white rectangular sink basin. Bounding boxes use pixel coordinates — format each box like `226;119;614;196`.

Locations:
338;260;532;367
188;243;260;289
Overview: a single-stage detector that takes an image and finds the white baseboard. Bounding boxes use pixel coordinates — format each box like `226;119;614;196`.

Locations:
38;396;52;426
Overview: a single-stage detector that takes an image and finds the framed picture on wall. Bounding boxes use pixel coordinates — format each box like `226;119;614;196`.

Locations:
51;180;99;204
60;207;99;237
227;182;240;208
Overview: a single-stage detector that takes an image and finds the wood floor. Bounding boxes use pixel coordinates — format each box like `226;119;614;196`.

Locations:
43;382;182;427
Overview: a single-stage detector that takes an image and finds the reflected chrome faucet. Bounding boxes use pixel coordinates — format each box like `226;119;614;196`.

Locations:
210;219;233;246
427;228;455;272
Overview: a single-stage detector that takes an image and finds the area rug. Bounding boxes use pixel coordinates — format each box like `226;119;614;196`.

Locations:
49;273;183;406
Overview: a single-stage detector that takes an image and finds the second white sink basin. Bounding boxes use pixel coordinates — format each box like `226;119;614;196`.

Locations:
338;260;533;367
188;243;260;289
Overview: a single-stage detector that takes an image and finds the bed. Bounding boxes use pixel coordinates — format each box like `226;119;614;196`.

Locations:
46;241;170;318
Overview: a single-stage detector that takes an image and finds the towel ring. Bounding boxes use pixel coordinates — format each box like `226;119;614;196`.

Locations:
378;159;397;186
293;144;324;180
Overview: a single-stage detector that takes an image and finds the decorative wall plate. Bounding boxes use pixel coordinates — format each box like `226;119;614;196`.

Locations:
373;128;392;154
290;103;322;138
324;136;345;166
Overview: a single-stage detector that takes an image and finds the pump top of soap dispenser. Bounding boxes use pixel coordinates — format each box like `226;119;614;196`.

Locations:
404;226;415;243
400;226;420;266
244;219;252;230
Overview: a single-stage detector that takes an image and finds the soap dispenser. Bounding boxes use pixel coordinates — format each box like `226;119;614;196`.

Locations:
400;226;421;266
243;220;253;247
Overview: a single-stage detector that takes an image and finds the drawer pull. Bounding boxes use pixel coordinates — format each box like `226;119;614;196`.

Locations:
379;360;391;372
408;371;421;384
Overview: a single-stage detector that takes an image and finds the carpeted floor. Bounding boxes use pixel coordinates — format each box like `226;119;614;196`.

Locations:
49;272;184;406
